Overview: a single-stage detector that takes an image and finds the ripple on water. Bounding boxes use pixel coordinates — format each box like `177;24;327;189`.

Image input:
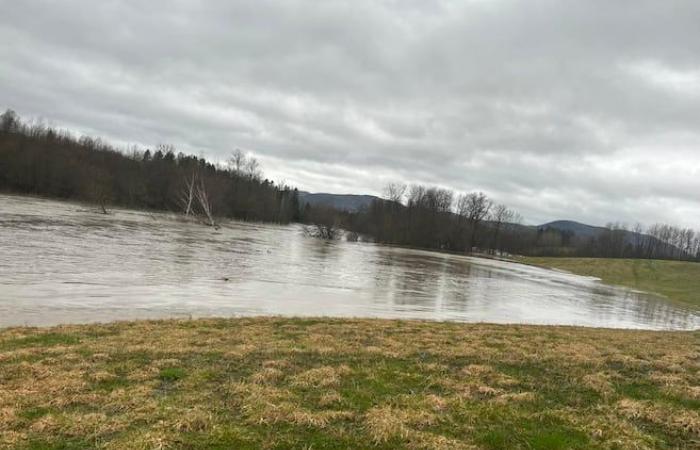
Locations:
0;194;698;330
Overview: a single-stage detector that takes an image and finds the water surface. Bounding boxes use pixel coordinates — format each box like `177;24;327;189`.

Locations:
0;195;697;330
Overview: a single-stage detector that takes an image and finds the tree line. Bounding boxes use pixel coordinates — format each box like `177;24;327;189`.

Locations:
314;183;700;262
0;109;301;224
2;108;698;262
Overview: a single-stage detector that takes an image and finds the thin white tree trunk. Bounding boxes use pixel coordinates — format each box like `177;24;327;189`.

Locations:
179;172;196;216
195;179;216;227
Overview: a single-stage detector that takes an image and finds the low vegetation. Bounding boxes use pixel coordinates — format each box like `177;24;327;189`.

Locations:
520;257;700;309
1;318;697;449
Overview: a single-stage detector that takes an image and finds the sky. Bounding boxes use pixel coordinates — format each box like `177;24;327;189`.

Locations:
1;0;700;227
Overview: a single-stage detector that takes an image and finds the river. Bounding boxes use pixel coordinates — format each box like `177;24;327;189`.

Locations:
0;194;697;330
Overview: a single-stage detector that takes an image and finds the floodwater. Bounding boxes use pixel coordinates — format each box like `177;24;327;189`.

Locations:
0;194;698;330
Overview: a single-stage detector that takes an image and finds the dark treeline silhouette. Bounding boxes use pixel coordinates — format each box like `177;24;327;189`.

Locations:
534;222;700;261
0;110;300;224
309;182;700;262
337;185;533;256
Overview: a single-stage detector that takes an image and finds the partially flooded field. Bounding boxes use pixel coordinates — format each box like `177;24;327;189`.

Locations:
0;194;698;329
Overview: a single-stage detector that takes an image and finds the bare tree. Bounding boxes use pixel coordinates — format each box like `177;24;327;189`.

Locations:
86;167;113;214
194;178;217;227
408;185;427;208
157;143;176;155
228;149;246;175
383;182;407;205
457;192;492;251
632;223;644;257
431;188;454;214
178;170;197;216
489;204;515;254
680;228;695;260
245;156;262;180
227;148;262;180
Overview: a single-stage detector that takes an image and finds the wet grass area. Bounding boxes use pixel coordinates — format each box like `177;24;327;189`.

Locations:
0;318;698;449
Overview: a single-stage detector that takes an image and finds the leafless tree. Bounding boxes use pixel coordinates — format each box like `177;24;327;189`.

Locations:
228;149;246;175
194;178;216;227
87;167;112;214
383;182;407;205
457;192;492;251
632;223;644;257
245;156;262;180
489;204;515;254
157;143;176;154
680;228;695;259
408;185;427;208
227;148;262;181
178;171;197;216
432;188;454;214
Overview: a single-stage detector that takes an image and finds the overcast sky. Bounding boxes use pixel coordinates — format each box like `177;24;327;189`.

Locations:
2;0;699;226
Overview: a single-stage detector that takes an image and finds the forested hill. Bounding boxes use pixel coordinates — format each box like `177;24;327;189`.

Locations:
297;192;380;212
0;109;300;223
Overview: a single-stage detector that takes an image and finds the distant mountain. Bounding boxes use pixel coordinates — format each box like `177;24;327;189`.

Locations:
537;220;608;239
298;192;380;212
537;220;651;247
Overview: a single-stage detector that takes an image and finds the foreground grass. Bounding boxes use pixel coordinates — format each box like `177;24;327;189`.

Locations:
520;257;700;309
0;318;698;449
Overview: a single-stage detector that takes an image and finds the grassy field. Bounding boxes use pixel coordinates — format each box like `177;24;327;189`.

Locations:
519;258;700;309
0;318;698;449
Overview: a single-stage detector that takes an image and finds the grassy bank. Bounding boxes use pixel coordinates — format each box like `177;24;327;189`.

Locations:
1;318;698;449
519;258;700;309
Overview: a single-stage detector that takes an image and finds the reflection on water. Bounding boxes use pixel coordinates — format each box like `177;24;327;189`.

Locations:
0;194;698;330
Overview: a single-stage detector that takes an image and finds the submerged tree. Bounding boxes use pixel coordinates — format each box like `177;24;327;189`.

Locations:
179;170;197;217
194;178;216;227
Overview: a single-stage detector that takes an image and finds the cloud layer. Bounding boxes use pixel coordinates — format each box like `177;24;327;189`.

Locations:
2;0;700;226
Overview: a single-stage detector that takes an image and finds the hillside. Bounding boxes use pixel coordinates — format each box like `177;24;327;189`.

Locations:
298;192;380;212
537;220;608;239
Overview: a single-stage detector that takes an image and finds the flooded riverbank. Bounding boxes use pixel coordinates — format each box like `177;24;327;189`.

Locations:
0;194;697;329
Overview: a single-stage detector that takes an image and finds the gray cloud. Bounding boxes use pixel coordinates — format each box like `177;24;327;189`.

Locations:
2;0;700;226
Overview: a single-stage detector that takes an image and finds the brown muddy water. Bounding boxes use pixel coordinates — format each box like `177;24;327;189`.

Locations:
0;194;697;330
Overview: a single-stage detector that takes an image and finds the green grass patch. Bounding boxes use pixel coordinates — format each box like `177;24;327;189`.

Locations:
475;416;590;450
93;376;130;392
158;367;186;382
18;406;51;421
19;437;94;450
0;332;80;351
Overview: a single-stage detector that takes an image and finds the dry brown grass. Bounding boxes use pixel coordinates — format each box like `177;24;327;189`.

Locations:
0;317;697;449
